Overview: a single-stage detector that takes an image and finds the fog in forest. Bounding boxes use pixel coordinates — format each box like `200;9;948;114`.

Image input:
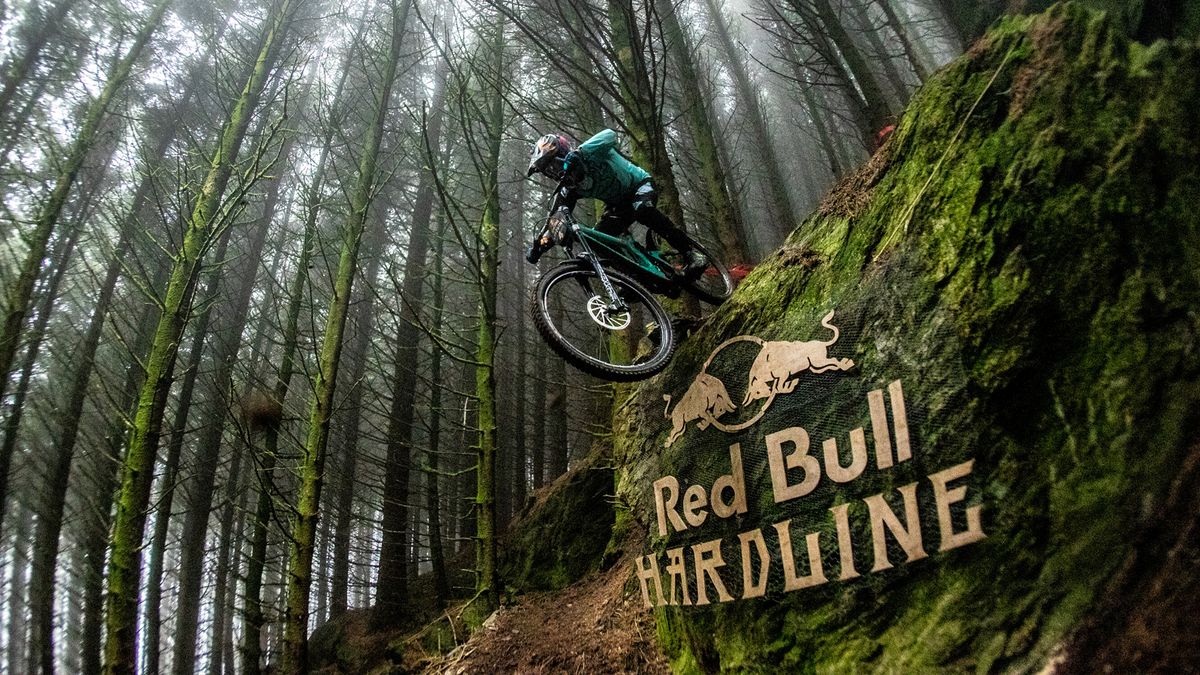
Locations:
0;0;961;671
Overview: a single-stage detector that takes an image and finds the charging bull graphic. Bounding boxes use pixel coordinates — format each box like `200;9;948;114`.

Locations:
663;310;855;448
663;373;737;448
741;311;855;405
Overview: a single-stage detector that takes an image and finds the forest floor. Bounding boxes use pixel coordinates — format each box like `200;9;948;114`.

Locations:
423;555;669;674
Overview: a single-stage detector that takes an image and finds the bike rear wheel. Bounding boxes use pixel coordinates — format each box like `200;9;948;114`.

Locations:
658;233;734;305
531;263;676;381
681;234;734;304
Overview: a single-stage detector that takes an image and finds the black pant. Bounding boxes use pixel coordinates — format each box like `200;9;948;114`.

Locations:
594;185;692;254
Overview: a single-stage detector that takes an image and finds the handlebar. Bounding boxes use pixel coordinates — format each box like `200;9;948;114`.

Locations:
525;177;571;264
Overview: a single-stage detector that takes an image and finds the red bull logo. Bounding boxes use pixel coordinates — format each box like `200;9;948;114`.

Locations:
663;311;855;448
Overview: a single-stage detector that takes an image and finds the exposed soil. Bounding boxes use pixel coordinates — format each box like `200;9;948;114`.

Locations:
426;558;669;675
818;138;892;219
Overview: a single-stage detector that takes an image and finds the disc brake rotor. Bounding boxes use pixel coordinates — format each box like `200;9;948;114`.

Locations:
586;295;631;330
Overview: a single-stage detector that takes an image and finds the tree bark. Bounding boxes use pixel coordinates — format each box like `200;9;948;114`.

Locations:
657;0;749;264
281;0;407;667
776;36;843;179
607;0;687;231
241;14;367;671
703;0;799;232
875;0;931;80
143;225;235;675
329;209;385;619
809;0;894;129
5;504;31;674
530;345;546;490
21;135;119;674
510;169;528;512
847;0;911;106
23;213;96;675
0;243;65;538
468;11;506;621
373;28;444;628
0;0;168;426
545;322;569;481
170;138;286;674
101;0;295;669
425;213;450;607
206;446;248;675
0;0;81;121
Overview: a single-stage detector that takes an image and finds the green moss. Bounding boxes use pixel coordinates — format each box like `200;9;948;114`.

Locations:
615;3;1200;672
500;445;616;593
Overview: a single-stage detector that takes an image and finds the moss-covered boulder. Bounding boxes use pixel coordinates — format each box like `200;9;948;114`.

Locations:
614;4;1200;672
501;445;616;593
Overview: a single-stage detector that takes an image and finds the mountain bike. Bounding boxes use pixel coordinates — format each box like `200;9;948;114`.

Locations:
525;181;734;381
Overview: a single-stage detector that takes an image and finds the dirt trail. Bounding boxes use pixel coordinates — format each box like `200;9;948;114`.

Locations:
428;559;669;674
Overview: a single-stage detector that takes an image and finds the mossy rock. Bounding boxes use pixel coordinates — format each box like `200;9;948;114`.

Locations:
615;3;1200;673
501;444;617;593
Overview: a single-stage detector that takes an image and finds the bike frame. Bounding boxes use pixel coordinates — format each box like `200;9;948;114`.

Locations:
570;225;680;296
532;178;682;311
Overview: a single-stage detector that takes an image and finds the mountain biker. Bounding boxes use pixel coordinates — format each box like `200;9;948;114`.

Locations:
524;129;707;275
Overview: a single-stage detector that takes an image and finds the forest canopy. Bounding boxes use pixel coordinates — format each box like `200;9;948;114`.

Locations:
0;0;1186;672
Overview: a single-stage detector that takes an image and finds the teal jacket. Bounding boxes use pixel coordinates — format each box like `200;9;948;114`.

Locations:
565;129;651;206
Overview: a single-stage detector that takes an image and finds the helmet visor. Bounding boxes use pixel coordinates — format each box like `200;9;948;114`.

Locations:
529;134;567;179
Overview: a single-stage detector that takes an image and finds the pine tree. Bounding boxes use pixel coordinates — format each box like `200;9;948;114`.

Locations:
101;0;299;669
281;0;408;667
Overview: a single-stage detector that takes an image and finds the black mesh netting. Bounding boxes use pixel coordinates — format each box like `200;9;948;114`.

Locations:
634;252;984;607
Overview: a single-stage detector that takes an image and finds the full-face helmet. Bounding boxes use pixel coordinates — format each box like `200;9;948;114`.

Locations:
526;133;572;178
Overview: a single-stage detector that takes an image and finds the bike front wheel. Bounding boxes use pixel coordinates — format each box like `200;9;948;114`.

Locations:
531;263;676;381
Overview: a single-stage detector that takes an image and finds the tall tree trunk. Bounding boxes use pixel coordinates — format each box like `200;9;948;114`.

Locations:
510;174;528;512
207;446;247;675
0;238;69;537
853;2;910;106
24;202;101;675
606;0;686;231
6;504;31;674
329;209;385;619
281;0;406;667
373;30;443;628
0;6;145;535
456;355;477;554
930;0;970;47
24;74;194;551
810;0;894;128
171;147;284;674
21;133;118;673
101;0;296;669
874;0;931;80
657;0;749;264
799;81;843;180
143;224;235;675
0;0;80;121
774;0;876;148
530;345;546;490
703;0;799;232
89;53;227;672
0;51;56;164
167;71;299;668
468;11;506;622
83;250;173;675
241;14;367;671
77;414;128;675
0;0;168;425
315;522;330;625
545;303;569;481
425;213;450;607
776;35;843;179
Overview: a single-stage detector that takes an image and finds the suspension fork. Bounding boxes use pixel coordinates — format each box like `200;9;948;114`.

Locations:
571;223;628;313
